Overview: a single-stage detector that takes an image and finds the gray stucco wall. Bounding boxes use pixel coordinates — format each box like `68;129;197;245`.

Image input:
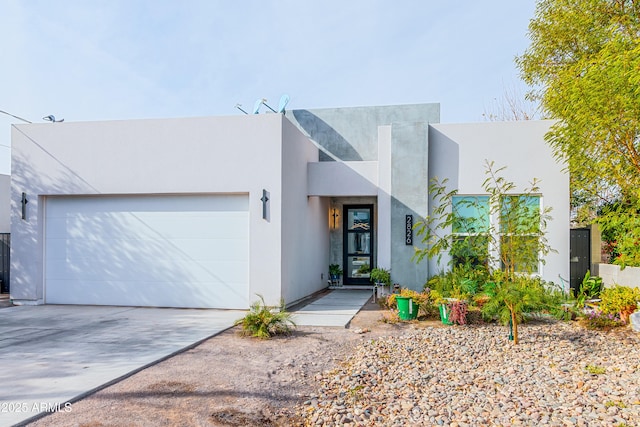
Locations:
389;122;429;289
287;103;440;162
287;104;440;289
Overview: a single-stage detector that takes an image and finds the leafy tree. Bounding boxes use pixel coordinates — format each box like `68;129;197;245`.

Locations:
414;160;558;344
517;0;640;202
414;160;554;281
597;197;640;267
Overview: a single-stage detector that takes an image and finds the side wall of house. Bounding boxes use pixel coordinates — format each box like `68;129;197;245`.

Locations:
11;115;286;306
428;120;569;288
280;118;328;305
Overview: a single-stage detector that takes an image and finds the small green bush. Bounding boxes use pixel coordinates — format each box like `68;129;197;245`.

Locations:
235;294;295;339
425;264;489;301
370;267;391;285
599;285;640;322
576;270;603;307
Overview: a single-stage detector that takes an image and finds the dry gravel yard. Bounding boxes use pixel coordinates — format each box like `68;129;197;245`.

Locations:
27;300;640;427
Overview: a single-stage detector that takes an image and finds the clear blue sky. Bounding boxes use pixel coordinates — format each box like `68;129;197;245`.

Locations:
0;0;537;173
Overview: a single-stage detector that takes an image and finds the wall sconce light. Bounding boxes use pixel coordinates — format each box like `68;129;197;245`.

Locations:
21;192;28;220
331;208;340;229
260;189;270;220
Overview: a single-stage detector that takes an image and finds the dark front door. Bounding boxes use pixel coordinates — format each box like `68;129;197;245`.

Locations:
570;227;591;294
343;205;373;285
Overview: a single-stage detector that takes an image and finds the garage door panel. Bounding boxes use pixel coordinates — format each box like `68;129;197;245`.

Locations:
46;194;249;215
46;258;249;283
46;237;249;263
45;195;250;309
46;279;249;308
46;213;249;242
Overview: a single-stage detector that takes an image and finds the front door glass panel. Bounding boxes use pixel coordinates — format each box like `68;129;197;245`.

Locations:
344;205;373;284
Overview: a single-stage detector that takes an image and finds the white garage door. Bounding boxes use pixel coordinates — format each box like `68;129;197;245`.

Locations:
45;194;249;309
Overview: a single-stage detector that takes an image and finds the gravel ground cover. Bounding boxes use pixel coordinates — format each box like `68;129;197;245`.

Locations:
297;321;640;427
24;299;640;427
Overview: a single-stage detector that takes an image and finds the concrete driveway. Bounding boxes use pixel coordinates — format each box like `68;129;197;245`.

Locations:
0;305;240;427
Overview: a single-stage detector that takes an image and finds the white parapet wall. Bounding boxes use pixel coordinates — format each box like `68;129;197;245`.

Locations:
594;263;640;289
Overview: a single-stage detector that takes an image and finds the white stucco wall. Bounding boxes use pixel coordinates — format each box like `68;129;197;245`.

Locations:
280;118;327;304
594;263;640;289
428;120;569;288
307;161;378;197
11;114;294;306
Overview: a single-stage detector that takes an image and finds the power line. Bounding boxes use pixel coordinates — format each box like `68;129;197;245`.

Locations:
0;109;32;124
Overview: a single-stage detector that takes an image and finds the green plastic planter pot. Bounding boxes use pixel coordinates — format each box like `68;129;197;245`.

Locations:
396;296;419;320
439;303;453;325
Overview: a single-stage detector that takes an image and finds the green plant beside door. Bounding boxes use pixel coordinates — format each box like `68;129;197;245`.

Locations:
329;264;343;286
370;267;391;286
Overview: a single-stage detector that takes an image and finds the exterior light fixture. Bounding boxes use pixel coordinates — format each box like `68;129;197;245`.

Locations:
260;189;270;220
331;208;340;229
21;192;28;220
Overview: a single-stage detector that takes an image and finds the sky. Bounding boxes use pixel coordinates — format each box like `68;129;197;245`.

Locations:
0;0;538;175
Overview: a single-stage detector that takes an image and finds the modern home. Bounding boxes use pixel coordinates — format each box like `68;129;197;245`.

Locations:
8;103;569;308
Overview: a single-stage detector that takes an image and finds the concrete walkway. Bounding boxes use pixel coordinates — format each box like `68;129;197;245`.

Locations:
0;289;371;426
290;289;372;327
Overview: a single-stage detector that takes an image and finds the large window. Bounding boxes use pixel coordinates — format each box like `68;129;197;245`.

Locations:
451;196;490;267
500;195;541;273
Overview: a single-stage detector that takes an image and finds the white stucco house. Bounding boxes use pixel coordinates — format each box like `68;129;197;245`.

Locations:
8;103;569;308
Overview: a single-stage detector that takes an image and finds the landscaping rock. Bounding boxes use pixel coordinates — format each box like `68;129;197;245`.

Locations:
296;321;640;426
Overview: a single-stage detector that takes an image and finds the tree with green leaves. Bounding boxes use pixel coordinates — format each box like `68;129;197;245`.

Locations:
414;160;555;281
517;0;640;202
414;160;558;344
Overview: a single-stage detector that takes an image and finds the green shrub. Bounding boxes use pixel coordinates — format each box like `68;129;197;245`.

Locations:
234;294;295;339
599;285;640;323
370;267;391;285
576;270;603;307
425;264;489;301
481;274;565;343
580;270;603;298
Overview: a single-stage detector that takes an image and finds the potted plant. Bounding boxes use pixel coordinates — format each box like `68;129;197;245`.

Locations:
370;267;391;297
328;264;343;287
370;267;391;285
387;288;429;320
